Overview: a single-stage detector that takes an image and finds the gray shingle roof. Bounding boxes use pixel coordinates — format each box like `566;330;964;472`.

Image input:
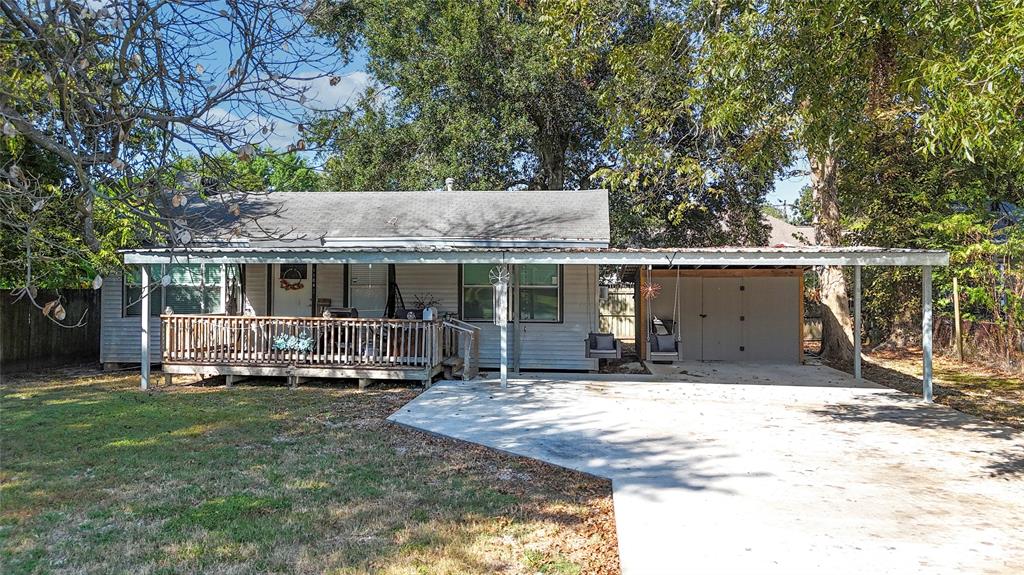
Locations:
765;214;816;247
182;189;610;248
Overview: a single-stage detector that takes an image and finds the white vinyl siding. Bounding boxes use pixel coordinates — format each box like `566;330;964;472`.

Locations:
469;265;596;371
316;264;345;311
243;265;268;315
512;264;596;370
101;273;161;364
397;263;596;370
100;263;599;370
394;264;459;315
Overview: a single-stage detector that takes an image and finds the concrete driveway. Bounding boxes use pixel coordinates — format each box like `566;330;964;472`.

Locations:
389;363;1024;575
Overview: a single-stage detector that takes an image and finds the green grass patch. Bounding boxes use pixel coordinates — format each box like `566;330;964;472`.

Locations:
0;372;615;574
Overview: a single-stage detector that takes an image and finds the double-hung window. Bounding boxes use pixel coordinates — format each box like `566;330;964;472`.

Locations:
517;264;560;322
459;264;562;323
460;264;495;322
124;265;163;317
124;264;229;316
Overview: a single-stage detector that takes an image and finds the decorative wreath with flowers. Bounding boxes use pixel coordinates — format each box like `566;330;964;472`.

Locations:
279;267;305;291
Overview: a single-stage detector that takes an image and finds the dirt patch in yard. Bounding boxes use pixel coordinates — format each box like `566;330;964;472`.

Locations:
829;348;1023;430
1;369;619;574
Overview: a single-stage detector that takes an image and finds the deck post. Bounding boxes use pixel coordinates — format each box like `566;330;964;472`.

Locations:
359;378;371;390
854;265;862;381
922;265;933;402
140;265;150;390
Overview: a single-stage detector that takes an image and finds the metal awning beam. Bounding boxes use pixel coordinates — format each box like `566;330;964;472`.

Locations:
123;248;950;267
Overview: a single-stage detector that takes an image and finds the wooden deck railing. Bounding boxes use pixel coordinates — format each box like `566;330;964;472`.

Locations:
161;314;450;369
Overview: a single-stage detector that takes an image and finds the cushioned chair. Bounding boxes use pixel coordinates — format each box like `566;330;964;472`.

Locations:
585;332;622;360
648;333;679;363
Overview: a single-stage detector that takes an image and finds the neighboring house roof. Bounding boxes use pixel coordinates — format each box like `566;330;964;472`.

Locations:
765;214;816;247
992;201;1022;244
178;189;610;248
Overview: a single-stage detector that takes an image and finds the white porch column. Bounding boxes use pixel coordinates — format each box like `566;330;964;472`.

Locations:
854;265;862;380
140;265;150;391
922;265;933;402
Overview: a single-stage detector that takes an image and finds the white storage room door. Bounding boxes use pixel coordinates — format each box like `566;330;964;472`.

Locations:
700;278;745;361
673;275;800;363
742;276;801;362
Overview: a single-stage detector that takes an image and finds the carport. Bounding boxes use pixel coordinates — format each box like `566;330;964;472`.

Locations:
568;246;948;401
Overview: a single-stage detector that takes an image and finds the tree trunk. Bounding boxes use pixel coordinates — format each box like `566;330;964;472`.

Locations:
538;142;565;190
810;151;855;364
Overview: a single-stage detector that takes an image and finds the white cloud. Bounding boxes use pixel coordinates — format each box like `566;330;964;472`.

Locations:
183;72;373;154
191;107;299;153
289;72;373;112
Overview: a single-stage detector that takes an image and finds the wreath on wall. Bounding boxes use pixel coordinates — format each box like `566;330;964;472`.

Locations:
279;266;305;291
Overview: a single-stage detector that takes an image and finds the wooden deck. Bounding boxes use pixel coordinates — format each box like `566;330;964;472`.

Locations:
160;314;479;385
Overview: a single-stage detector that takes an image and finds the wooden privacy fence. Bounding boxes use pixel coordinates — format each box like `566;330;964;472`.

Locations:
162;314;455;369
1;289;100;373
599;286;636;342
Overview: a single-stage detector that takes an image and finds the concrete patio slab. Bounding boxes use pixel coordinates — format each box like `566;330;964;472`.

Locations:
389;365;1024;575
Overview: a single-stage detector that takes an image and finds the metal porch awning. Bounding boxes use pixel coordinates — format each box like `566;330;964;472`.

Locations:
122;245;949;267
127;244;948;403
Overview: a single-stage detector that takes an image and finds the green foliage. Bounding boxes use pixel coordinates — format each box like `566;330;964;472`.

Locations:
908;2;1024;167
311;1;776;245
178;151;321;194
310;0;614;191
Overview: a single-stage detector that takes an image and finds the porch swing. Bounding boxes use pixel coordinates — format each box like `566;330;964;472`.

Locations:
647;266;681;363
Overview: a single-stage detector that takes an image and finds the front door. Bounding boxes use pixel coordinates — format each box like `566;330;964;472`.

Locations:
273;263;312;317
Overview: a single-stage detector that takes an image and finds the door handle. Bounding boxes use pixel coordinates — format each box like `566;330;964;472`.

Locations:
699;314;707;318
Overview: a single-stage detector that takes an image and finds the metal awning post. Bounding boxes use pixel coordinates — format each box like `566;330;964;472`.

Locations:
491;265;510;388
922;265;933;402
854;265;862;381
140;265;150;391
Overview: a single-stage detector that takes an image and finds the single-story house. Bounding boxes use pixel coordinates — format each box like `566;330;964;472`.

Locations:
109;188;948;399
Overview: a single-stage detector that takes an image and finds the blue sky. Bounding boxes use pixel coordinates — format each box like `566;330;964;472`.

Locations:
181;18;809;204
770;159;810;205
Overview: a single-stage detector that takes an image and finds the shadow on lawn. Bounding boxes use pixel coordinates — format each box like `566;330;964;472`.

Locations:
2;372;620;574
825;351;1024;431
810;392;1024;478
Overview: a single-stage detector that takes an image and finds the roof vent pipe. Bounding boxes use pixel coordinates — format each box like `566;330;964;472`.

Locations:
444;177;455;191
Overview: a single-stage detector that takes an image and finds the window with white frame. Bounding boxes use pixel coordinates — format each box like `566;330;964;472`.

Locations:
517;264;560;322
124;264;231;316
459;264;561;323
123;265;162;317
460;264;495;322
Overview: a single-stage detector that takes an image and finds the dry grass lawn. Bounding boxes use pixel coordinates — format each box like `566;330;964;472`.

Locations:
834;349;1023;430
1;369;618;574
